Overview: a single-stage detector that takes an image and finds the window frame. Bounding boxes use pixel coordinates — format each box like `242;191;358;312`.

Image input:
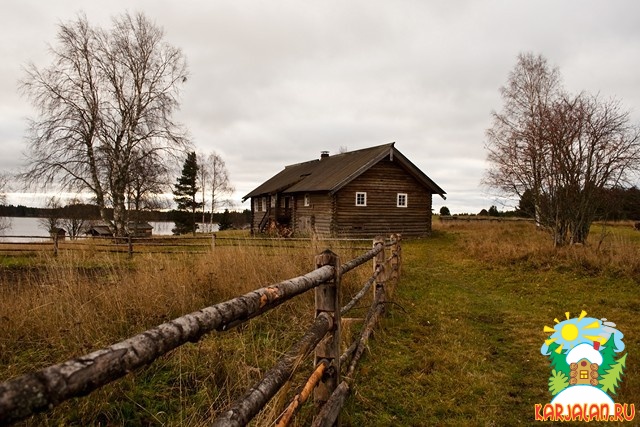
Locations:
355;192;367;207
397;193;408;208
304;193;310;207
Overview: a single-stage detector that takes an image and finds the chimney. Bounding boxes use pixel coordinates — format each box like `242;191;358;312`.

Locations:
320;151;330;160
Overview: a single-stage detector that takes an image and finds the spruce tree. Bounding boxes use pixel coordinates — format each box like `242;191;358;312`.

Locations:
598;336;617;377
599;353;627;395
547;342;570;376
219;208;233;231
173;152;203;235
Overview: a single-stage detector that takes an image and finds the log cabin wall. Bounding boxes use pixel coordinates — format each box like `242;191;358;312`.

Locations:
333;159;433;237
250;196;272;234
292;192;333;236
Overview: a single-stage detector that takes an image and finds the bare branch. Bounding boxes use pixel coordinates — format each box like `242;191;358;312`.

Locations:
20;12;190;236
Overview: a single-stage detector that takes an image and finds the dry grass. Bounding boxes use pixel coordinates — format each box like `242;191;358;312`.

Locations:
5;222;639;426
343;220;640;426
0;236;373;426
436;219;640;281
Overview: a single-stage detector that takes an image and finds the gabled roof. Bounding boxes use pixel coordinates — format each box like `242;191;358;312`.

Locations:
243;142;446;201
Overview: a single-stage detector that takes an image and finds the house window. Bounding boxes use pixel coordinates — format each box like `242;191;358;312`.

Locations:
271;196;276;208
355;192;367;206
304;194;310;207
397;193;408;208
261;197;267;212
580;370;588;380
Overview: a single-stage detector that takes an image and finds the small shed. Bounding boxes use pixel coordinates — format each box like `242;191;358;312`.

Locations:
86;221;154;237
50;228;66;241
243;143;446;237
127;221;153;237
86;224;113;237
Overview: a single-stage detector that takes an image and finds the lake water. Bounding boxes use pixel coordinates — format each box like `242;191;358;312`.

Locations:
0;217;218;242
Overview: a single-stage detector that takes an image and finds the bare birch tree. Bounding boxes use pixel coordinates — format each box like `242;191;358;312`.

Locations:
485;53;640;245
0;174;11;232
20;12;189;236
60;197;88;240
127;149;170;224
200;152;234;229
197;151;210;228
39;196;63;236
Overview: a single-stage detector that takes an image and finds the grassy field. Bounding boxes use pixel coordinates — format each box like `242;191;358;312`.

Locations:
343;220;640;426
1;222;639;425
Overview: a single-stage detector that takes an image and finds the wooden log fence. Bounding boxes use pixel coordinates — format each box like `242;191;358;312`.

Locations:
0;234;373;256
0;234;402;426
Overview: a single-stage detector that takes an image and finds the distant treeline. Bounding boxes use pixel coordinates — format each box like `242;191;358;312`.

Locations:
480;186;640;220
0;204;252;226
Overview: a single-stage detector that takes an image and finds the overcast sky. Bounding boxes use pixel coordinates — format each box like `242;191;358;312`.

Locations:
2;1;640;213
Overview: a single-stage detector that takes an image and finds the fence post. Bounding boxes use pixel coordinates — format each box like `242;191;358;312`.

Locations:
372;236;386;302
53;232;59;257
128;235;133;258
389;233;402;282
211;233;216;250
314;249;341;415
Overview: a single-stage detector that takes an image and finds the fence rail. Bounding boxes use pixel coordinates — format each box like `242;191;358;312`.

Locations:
0;234;402;426
0;234;373;256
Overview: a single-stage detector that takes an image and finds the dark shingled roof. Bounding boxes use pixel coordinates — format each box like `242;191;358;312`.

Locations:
243;143;445;201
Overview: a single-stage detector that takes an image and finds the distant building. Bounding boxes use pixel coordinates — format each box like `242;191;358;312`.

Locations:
50;227;66;241
86;224;112;237
86;221;154;237
127;221;153;237
243;143;446;237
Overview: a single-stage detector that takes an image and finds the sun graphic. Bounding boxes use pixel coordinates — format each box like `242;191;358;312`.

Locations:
542;310;605;354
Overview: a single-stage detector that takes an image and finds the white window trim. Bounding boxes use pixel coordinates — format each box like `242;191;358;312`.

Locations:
304;193;310;207
261;197;267;212
397;193;408;208
355;192;367;207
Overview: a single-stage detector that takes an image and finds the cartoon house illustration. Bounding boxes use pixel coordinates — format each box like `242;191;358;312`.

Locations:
243;143;446;237
566;343;602;386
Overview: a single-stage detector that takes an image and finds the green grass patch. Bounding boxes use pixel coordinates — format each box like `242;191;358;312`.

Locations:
2;224;639;425
342;228;640;426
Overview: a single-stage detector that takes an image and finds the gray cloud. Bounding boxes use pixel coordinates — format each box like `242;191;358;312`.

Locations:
2;0;640;214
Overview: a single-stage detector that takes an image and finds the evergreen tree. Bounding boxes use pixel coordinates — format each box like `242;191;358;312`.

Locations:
598;336;617;377
547;342;570;376
218;208;233;231
439;206;451;216
517;189;536;218
173;152;203;235
599;353;627;395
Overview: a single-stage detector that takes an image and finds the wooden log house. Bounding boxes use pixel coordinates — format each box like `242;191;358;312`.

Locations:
243;143;446;237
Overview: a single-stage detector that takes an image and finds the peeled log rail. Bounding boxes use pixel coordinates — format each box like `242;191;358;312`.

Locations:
0;265;335;425
276;360;329;427
340;265;382;315
212;313;333;427
312;296;386;427
338;241;385;275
